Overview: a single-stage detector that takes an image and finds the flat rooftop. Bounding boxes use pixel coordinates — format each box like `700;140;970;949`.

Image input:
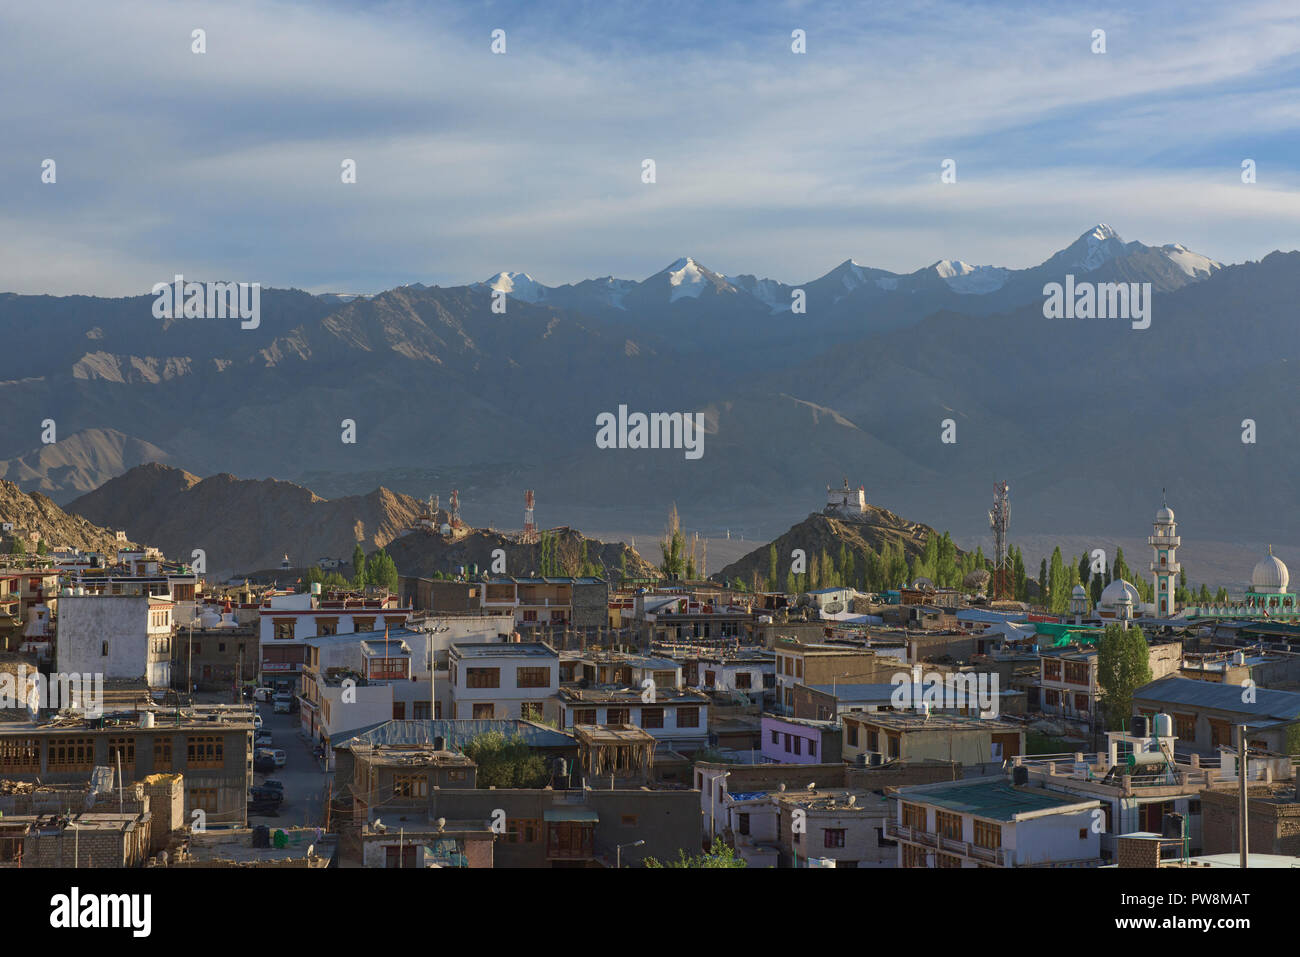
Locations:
898;776;1096;821
451;642;557;658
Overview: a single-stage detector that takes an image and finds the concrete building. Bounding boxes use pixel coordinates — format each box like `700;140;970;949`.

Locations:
1132;676;1300;755
258;590;411;686
558;686;710;752
887;775;1102;867
448;641;560;722
761;714;841;764
56;594;174;689
842;712;1023;767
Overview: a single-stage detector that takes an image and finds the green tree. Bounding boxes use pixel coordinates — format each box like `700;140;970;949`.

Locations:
1096;623;1153;730
351;542;367;587
1112;547;1132;584
1038;558;1048;605
1078;552;1090;586
766;544;778;591
659;506;686;579
460;731;550;788
302;566;326;593
1048;547;1067;614
9;538;25;556
365;549;399;593
644;844;747;868
36;539;49;556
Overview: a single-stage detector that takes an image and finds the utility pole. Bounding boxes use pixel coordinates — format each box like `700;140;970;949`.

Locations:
1238;724;1249;869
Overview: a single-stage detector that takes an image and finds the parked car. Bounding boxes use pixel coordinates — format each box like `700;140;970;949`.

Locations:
249;784;283;804
253;753;276;774
266;748;287;768
253;687;273;702
253;713;263;731
254;731;273;748
272;693;292;714
259;779;285;794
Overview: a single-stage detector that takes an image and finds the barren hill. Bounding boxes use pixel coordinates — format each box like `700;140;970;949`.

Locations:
382;525;658;581
715;507;950;590
0;480;132;553
67;464;428;576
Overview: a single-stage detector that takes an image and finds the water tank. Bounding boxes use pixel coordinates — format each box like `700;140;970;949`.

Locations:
1152;713;1173;738
311;582;322;596
252;825;270;848
1131;714;1149;738
140;711;155;728
1012;766;1029;786
1231;651;1246;666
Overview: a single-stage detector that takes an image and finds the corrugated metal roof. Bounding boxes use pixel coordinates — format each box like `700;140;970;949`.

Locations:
1133;676;1300;721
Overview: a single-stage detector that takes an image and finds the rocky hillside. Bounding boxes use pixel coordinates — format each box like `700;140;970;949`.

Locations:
382;525;658;581
0;428;170;502
0;480;132;553
715;506;951;589
67;464;429;576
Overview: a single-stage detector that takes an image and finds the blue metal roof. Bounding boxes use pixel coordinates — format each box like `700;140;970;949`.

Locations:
1133;676;1300;721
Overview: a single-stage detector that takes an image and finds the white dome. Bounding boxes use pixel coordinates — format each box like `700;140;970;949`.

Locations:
1156;505;1175;523
1100;579;1140;608
1252;549;1289;593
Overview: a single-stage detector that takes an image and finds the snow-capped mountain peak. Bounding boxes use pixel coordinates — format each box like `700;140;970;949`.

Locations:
1159;243;1222;279
928;259;1010;294
482;271;549;303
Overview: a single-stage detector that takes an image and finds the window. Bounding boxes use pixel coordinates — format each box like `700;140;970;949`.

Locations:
572;708;597;725
735;672;751;689
1064;661;1089;685
447;769;468;782
188;788;219;813
847;724;859;747
606;708;630;725
186;734;224;768
641;707;664;728
901;803;925;830
808;739;817;758
550;610;565;622
353;617;375;632
101;641;109;657
413;701;431;719
824;828;846;848
154;736;172;771
393;774;428;798
792;736;802;756
107;736;135;770
506;819;540;843
1174;713;1195;740
392;702;406;719
465;667;500;689
0;738;39;773
49;736;95;770
273;619;295;641
784;734;792;753
676;706;700;728
621;815;638;827
902;844;927;868
935;853;962;868
385;844;418;868
1043;660;1062;681
472;703;495;719
867;729;879;751
520;701;544;721
516;667;551;688
770;730;779;744
935;811;962;840
973;820;1002;850
738;813;750;835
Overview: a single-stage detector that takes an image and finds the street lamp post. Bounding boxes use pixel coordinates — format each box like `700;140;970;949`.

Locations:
617;839;645;868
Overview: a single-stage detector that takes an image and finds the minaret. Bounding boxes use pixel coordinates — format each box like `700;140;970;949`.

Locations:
1148;490;1181;616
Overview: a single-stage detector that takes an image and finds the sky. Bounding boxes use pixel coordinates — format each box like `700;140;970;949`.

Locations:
3;0;1300;296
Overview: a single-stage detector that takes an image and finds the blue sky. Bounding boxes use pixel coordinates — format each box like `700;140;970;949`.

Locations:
3;0;1299;295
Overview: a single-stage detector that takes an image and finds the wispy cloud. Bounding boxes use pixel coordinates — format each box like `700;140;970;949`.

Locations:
2;0;1298;295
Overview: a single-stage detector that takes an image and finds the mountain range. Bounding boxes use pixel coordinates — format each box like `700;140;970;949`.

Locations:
3;225;1296;561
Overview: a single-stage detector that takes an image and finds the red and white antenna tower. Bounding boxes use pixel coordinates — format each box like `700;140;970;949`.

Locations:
988;481;1011;599
523;490;537;543
449;489;461;528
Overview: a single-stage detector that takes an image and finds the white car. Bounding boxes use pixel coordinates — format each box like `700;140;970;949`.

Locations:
254;731;273;748
256;747;287;768
253;713;263;731
272;693;292;714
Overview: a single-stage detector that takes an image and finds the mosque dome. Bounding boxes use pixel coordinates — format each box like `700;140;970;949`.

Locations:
1252;548;1289;594
1156;504;1175;523
1071;584;1087;598
1100;579;1140;608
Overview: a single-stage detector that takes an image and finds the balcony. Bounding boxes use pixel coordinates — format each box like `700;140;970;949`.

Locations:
885;821;1010;866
